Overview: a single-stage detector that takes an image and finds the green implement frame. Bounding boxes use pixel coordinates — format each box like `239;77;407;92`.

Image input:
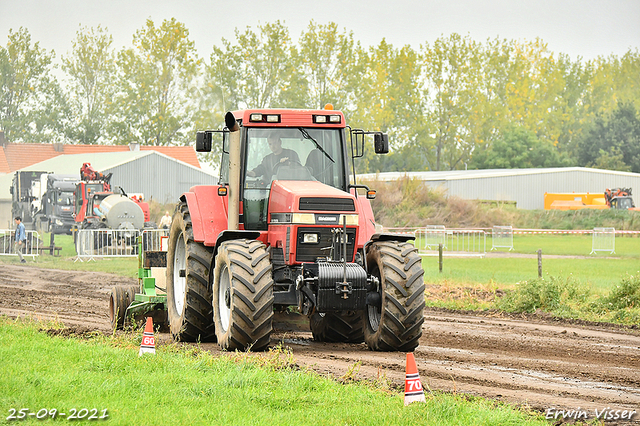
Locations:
125;237;168;321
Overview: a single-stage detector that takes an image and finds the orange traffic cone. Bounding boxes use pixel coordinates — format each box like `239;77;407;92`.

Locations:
138;317;156;356
404;353;426;405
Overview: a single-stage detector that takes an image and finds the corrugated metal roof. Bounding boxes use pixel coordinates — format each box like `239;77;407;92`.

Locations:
359;167;640;181
0;142;201;173
0;151;217;202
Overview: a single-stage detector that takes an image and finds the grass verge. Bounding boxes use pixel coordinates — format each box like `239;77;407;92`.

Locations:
425;273;640;326
0;317;549;426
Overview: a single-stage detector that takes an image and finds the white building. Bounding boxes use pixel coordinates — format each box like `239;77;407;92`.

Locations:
358;167;640;210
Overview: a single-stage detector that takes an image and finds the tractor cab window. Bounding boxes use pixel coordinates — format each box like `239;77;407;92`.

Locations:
219;132;230;185
614;197;633;210
243;127;345;230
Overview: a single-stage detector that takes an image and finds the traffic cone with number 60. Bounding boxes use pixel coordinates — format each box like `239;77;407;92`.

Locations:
138;317;156;356
404;353;426;405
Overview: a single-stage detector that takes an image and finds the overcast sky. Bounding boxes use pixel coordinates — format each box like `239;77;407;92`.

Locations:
1;0;639;63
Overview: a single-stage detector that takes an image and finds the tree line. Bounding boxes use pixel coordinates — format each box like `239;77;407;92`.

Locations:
1;19;639;173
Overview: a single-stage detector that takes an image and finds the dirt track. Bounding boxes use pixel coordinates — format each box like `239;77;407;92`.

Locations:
1;263;639;423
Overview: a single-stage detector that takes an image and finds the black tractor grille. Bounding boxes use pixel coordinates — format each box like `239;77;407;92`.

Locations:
299;197;355;212
296;227;356;263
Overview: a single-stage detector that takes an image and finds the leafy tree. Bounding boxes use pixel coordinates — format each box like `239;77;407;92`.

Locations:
577;102;640;172
109;18;200;146
0;28;68;143
357;41;426;173
207;21;300;110
469;125;571;169
297;21;363;111
421;34;485;171
62;25;116;144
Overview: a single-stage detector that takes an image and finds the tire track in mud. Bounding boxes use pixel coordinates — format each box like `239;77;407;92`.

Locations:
1;264;639;422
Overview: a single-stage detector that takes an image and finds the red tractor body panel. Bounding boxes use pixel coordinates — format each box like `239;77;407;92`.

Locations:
231;109;345;128
184;186;231;247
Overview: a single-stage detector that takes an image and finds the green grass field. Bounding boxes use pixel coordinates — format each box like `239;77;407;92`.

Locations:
0;318;548;426
422;257;640;294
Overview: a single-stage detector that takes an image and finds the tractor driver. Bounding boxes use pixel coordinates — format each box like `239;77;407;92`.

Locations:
247;135;300;179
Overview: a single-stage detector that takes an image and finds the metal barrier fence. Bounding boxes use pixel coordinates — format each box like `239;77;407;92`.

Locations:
424;225;446;249
416;228;486;257
75;229;169;259
591;227;615;254
491;226;514;251
0;229;40;258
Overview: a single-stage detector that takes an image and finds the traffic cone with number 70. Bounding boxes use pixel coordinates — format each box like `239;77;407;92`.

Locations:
138;317;156;356
404;353;426;405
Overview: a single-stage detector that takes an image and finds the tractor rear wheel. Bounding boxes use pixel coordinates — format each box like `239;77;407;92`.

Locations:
213;239;273;351
309;311;364;343
166;201;215;342
363;241;425;351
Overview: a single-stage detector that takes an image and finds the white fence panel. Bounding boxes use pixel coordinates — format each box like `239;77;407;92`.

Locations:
75;228;169;259
591;227;615;254
417;229;486;257
491;226;514;251
0;229;40;257
423;225;446;249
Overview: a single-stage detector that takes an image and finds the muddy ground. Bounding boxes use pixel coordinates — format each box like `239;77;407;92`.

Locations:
1;263;639;423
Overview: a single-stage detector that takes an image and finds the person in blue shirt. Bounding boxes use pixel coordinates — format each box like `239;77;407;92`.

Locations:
14;216;26;263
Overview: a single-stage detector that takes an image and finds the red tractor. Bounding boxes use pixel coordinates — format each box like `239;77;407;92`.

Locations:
166;108;425;352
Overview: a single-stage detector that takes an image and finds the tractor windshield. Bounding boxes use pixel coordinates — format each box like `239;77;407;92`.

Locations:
243;127;346;230
245;127;345;189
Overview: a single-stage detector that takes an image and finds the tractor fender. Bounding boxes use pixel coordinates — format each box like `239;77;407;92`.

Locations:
181;185;229;246
351;189;377;247
368;232;416;243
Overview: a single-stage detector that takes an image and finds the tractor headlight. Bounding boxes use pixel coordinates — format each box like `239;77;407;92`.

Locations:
302;233;319;243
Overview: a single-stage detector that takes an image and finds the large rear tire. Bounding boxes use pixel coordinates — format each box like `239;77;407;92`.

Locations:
213;239;273;351
309;312;364;343
166;201;215;342
363;241;425;351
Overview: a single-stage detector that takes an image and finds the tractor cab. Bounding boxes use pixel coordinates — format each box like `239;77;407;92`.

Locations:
74;182;108;223
230;126;348;230
610;196;635;210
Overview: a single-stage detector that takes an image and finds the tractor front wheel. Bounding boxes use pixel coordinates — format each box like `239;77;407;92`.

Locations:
166;201;215;342
363;241;425;351
213;239;273;351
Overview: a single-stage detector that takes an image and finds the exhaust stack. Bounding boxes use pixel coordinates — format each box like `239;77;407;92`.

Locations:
225;112;241;231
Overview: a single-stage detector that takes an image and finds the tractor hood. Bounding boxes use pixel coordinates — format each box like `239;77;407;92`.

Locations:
269;180;357;221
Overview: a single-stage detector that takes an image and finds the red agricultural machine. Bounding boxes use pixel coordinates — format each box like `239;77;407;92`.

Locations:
164;107;425;352
73;163;152;230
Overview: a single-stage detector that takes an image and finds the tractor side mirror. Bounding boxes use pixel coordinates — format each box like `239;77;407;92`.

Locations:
196;131;212;152
374;133;389;154
9;187;13;195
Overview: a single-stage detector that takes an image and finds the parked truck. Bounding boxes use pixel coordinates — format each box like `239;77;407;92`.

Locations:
10;171;49;230
35;174;80;234
161;107;425;352
544;188;638;211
